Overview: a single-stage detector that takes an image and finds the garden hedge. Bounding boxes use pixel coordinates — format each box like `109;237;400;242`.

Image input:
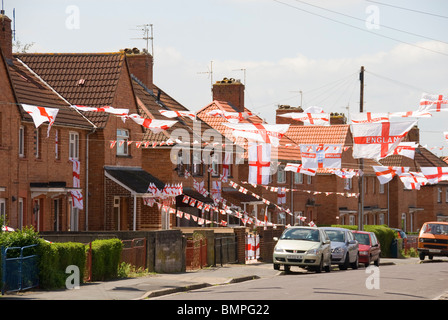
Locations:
90;238;123;281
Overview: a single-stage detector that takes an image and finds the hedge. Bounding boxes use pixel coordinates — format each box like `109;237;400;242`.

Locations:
37;240;86;289
331;225;396;257
90;238;123;281
1;227;124;290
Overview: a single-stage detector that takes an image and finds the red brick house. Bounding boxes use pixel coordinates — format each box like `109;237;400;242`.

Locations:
0;12;94;231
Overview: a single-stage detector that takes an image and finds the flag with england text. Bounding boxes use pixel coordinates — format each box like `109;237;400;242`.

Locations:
351;121;416;159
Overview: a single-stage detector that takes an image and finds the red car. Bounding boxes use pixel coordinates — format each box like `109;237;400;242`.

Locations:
352;231;381;267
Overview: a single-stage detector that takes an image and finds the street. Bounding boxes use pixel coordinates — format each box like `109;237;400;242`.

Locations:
151;258;448;300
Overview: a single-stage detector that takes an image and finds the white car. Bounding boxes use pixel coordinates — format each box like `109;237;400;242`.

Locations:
273;226;332;273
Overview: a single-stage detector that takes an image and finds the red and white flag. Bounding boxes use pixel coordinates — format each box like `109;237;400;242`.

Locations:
71;190;84;210
248;142;271;185
444;132;448;144
207;109;253;123
420;167;448;184
418;93;448;112
127;114;177;133
303;106;324;113
21;104;59;137
277;187;287;205
389;111;432;118
399;171;427;190
223;123;289;147
350;112;389;123
159;109;196;120
386;142;418;159
299;144;342;169
330;168;360;179
373;166;409;184
73;105;129;116
284;163;317;176
278;113;329;126
351;120;416;159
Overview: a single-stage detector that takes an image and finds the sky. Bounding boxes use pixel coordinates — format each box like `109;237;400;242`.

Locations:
7;0;448;155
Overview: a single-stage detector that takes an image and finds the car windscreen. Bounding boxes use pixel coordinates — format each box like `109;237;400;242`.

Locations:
354;233;370;245
280;228;320;242
421;223;448;236
324;230;346;242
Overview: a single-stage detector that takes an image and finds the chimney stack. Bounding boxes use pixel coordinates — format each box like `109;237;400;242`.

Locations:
212;78;245;112
0;12;12;60
124;47;154;89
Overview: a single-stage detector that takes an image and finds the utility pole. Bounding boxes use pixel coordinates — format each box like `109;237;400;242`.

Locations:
358;66;365;231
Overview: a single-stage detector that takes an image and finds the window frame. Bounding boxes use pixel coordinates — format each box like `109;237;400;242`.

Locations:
69;131;79;160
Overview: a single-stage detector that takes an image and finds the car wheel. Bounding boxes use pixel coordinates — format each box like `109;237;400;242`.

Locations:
374;256;380;267
273;263;280;270
339;253;349;270
351;254;359;269
284;265;291;273
419;252;425;261
315;256;323;273
324;257;331;273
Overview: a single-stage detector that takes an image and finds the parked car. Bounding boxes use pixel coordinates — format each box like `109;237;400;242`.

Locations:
417;221;448;261
273;226;332;273
352;231;381;267
321;227;359;270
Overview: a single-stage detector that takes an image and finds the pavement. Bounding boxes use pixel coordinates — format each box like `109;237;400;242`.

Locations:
1;257;445;300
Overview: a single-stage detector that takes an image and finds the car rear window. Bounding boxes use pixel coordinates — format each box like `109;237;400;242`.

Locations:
280;228;320;241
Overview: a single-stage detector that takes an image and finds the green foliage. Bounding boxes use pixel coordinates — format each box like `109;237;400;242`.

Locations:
37;240;86;289
330;224;397;257
90;238;123;281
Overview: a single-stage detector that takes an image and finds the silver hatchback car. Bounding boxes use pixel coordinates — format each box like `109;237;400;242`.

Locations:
273;226;332;273
321;227;359;270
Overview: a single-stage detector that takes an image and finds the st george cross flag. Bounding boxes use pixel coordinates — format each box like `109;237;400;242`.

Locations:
386;142;418;159
277;187;287;205
299;144;342;169
159;110;196;120
21;104;59;137
399;172;427;190
207;109;253;123
248;142;271;185
278;113;330;126
127;114;177;133
444;132;448;144
389;111;432;118
373;166;409;184
220;151;232;182
303;106;324;113
420;167;448;184
73;105;129;116
351;120;417;159
284;163;317;176
350;112;389;124
223;123;289;147
418;93;448;112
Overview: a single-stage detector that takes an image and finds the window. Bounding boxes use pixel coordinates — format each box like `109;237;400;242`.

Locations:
192;151;202;176
116;129;129;156
0;198;5;225
307;174;312;185
69;132;79;160
211;153;219;177
55;129;60;160
446;188;448;203
294;172;303;184
34;128;40;159
379;182;385;194
18;198;24;230
344;177;352;190
277;165;286;184
19;126;25;157
438;187;442;203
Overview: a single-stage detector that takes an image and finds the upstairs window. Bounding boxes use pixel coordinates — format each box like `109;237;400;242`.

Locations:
116;129;129;156
69;132;79;160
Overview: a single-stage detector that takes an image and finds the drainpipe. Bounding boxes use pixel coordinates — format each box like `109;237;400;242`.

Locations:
85;128;96;231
